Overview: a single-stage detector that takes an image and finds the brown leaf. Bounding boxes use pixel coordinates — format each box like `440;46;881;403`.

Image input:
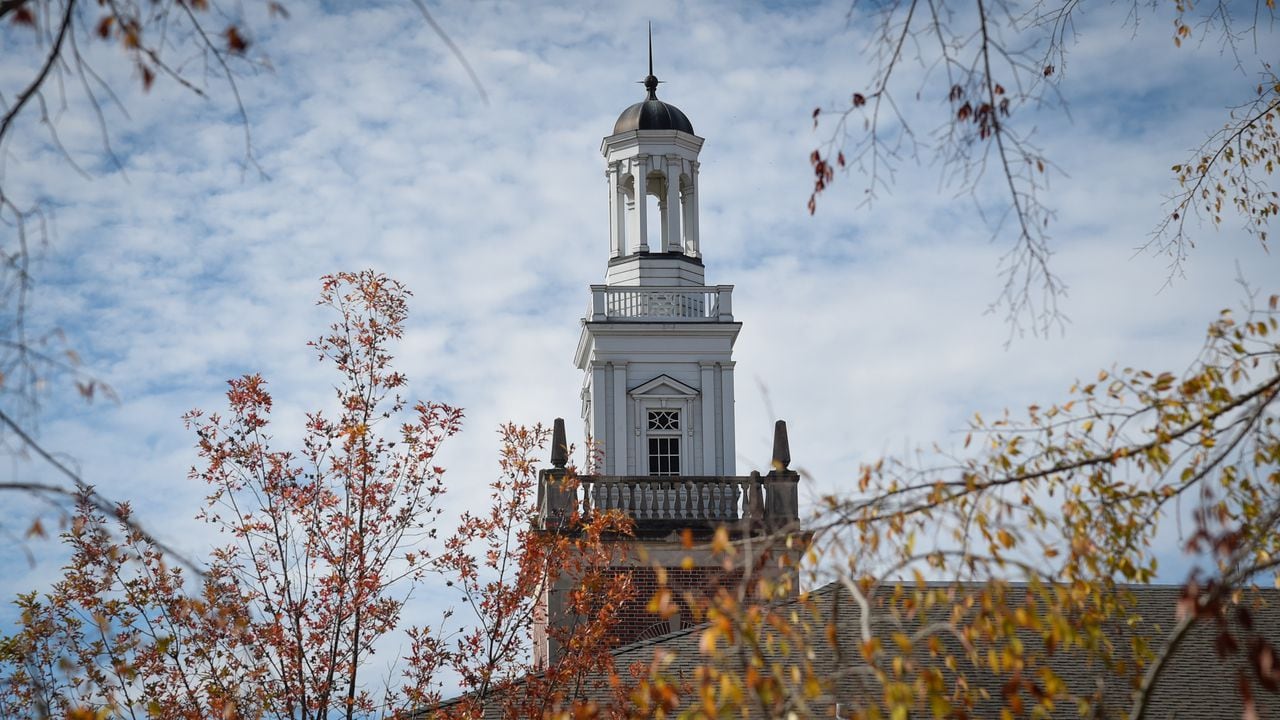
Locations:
1238;607;1254;630
1217;630;1240;658
225;25;249;54
96;15;113;38
11;6;34;26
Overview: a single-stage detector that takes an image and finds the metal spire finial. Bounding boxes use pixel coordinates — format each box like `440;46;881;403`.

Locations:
648;22;654;77
641;22;661;100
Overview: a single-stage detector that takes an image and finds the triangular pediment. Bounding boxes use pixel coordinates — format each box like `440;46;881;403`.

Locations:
629;374;698;397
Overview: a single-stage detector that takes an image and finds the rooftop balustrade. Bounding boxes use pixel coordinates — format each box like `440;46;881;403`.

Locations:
536;471;799;535
588;285;733;322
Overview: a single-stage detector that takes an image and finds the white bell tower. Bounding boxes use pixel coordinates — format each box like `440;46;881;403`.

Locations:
575;44;739;477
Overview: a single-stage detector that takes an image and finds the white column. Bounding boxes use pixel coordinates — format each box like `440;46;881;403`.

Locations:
590;365;608;471
665;155;682;253
700;363;716;475
607;164;620;258
685;161;700;257
631;156;649;253
657;193;670;251
612;363;628;474
720;362;736;475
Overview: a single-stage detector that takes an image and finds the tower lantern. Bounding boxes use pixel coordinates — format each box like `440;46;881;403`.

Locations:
601;35;702;270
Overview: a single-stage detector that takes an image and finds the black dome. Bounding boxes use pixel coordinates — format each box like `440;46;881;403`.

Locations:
613;75;694;135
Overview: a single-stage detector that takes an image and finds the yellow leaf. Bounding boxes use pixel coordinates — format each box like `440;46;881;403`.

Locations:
711;526;732;556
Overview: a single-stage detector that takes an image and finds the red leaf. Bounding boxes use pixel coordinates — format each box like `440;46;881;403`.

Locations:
852;92;866;107
11;6;34;26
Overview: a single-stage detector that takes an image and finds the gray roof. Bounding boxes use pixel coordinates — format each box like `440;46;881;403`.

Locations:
433;581;1280;718
601;581;1280;719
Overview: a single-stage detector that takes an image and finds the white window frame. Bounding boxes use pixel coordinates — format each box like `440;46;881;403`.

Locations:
629;375;698;477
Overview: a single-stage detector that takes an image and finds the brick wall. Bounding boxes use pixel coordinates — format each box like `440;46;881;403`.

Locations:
606;566;746;647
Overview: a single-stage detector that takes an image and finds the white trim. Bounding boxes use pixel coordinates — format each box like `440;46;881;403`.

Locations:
630;374;698;397
700;363;716;475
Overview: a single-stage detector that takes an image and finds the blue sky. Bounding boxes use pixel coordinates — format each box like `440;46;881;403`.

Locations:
2;0;1277;683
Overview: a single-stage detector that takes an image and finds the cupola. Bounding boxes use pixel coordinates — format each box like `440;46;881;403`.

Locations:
600;31;703;279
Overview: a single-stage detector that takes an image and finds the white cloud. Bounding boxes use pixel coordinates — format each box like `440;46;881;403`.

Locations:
1;0;1276;688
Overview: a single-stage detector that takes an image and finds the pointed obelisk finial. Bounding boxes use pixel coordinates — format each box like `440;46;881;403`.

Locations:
551;418;568;469
771;420;791;472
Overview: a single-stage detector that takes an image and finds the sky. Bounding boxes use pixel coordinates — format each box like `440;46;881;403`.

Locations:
1;0;1278;686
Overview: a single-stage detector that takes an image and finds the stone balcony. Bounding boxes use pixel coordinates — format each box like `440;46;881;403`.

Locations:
588;284;734;323
535;419;798;537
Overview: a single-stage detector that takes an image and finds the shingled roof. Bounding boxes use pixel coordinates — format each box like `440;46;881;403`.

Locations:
438;581;1280;718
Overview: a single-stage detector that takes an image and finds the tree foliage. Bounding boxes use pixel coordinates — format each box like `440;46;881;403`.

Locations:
811;0;1278;337
621;289;1280;719
0;272;630;720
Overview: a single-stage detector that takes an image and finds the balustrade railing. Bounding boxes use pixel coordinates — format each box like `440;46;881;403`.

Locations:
579;475;755;523
536;471;806;531
589;285;733;322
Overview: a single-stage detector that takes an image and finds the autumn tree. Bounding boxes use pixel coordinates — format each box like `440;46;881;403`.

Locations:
424;423;634;719
0;271;628;720
602;292;1279;719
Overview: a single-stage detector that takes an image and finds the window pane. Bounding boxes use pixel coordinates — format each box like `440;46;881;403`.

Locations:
647;436;681;476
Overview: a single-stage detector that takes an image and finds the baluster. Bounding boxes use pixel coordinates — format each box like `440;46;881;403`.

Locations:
581;478;593;516
748;474;763;521
697;481;708;519
660;480;670;519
